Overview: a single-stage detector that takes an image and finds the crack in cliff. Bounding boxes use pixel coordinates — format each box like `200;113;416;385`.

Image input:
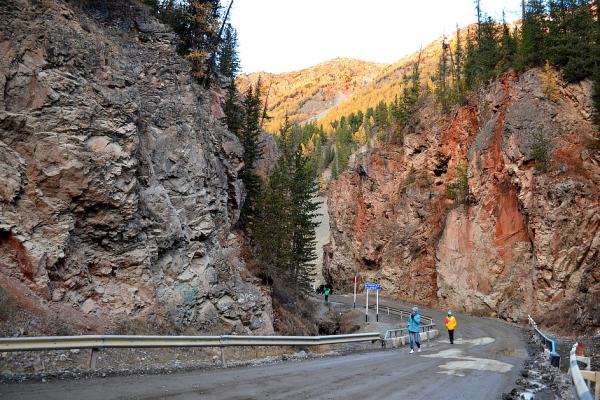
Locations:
566;218;600;288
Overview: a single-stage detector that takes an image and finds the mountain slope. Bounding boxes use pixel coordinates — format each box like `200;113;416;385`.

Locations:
236;58;383;133
319;26;478;129
240;26;476;135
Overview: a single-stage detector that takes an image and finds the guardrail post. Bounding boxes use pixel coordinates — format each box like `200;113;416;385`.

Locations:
88;348;99;369
220;346;225;365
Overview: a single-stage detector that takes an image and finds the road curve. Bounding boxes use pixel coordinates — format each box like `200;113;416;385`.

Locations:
0;295;527;400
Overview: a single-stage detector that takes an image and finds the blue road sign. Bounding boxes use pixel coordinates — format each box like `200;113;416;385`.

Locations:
364;283;381;291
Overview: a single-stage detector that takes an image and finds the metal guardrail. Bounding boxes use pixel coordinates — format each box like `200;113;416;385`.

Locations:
1;301;431;369
528;315;561;368
570;343;595;400
383;324;437;341
368;305;436;343
363;304;435;325
328;296;435;325
0;332;382;352
0;332;382;369
387;307;434;325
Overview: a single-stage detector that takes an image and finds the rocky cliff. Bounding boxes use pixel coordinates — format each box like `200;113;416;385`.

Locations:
324;70;600;333
0;0;273;335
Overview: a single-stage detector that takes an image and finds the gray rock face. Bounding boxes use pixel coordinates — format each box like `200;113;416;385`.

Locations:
0;0;273;334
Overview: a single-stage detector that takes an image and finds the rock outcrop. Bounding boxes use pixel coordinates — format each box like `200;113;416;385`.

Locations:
324;70;600;333
0;0;272;335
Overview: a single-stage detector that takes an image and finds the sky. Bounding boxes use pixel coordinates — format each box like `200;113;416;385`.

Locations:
229;0;522;74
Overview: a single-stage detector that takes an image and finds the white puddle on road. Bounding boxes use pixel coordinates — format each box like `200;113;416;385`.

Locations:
434;358;513;376
437;337;496;346
422;337;513;377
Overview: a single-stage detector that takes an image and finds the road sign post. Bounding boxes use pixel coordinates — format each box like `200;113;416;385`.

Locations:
353;276;357;309
376;289;379;322
364;283;382;323
365;288;369;322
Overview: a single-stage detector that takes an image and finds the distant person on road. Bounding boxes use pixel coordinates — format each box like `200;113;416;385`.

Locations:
407;306;421;353
324;287;331;303
445;310;457;344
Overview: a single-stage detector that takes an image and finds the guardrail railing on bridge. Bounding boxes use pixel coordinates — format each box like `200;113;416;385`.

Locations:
361;304;437;347
0;332;382;352
570;343;597;400
528;315;561;368
383;324;437;341
1;301;433;370
357;303;434;324
0;332;382;369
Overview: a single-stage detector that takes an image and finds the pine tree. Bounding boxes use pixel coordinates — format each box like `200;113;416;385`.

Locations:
400;52;422;128
348;112;361;133
474;0;482;38
218;24;240;79
462;3;505;89
239;80;264;227
365;107;375;122
289;145;320;291
451;24;466;104
222;79;243;135
186;0;222;80
434;39;451;113
558;1;595;82
390;94;402;123
498;15;517;74
476;16;501;84
517;0;547;70
357;110;364;127
364;114;374;148
374;101;389;128
464;27;478;90
546;0;567;65
252;157;293;281
253;119;320;294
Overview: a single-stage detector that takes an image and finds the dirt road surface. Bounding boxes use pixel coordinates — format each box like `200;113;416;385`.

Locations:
0;295;527;400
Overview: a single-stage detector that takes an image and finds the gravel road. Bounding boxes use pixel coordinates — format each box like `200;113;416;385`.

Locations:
0;295;528;400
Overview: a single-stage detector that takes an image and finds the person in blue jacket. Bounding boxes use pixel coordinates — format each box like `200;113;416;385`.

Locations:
407;306;421;353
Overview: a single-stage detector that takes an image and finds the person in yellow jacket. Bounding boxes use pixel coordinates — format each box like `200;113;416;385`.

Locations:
445;310;457;344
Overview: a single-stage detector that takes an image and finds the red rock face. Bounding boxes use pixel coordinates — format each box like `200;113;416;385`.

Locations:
324;70;600;332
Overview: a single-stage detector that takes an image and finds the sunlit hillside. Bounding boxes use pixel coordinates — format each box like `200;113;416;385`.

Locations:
319;25;478;130
236;58;384;133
